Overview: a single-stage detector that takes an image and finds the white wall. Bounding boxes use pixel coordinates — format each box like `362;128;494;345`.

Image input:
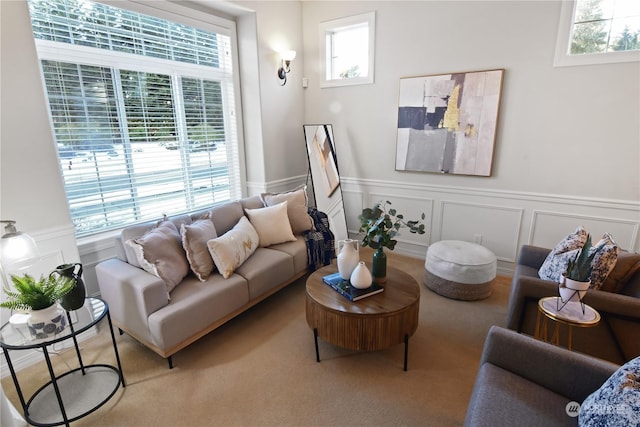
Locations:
302;1;640;266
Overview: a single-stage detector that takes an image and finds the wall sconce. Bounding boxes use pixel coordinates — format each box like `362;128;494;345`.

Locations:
277;50;296;86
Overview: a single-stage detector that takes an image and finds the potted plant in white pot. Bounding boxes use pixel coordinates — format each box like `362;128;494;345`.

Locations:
1;274;74;339
358;201;426;283
559;234;603;304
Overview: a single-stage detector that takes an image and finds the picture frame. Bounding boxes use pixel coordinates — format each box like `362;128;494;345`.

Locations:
395;69;504;176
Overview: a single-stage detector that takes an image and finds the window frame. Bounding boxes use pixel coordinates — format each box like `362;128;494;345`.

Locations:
319;11;376;88
30;0;246;239
554;0;640;67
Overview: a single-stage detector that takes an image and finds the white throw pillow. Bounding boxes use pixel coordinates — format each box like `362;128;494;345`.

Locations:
244;202;297;247
206;216;259;279
260;185;314;234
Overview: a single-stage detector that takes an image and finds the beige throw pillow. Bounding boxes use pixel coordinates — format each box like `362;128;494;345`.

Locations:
260;185;314;234
181;217;217;281
127;220;189;294
245;202;297;247
207;216;259;279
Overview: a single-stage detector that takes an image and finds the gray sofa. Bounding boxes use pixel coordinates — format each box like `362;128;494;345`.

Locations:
464;326;619;427
96;195;325;368
506;245;640;364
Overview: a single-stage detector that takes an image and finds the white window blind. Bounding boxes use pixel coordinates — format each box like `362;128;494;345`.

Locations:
28;0;242;237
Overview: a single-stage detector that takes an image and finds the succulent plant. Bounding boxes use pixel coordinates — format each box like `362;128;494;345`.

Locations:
1;274;74;311
564;234;605;282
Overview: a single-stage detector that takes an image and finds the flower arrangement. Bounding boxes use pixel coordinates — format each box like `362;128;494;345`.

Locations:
0;274;74;311
358;200;426;251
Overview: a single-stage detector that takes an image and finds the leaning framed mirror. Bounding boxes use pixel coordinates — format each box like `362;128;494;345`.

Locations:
303;124;348;242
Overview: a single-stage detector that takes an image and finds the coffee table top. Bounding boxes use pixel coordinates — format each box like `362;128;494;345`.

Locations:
306;263;420;315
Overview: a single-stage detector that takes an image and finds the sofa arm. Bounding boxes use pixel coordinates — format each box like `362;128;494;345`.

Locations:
505;275;558;331
96;258;169;342
481;326;618;402
518;245;551;270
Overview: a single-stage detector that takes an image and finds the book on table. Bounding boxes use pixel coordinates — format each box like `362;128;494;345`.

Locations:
322;272;384;301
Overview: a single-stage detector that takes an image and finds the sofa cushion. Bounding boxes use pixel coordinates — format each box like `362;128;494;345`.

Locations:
207;216;259;279
601;251;640;293
235;247;295;300
269;237;309;275
260;185;314;234
579;356;640;426
147;273;249;351
209;201;244;236
244;202;297;247
465;363;576;427
127;220;189;294
181;216;217;281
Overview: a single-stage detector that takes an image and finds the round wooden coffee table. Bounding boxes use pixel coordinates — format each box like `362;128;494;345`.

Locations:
305;263;420;370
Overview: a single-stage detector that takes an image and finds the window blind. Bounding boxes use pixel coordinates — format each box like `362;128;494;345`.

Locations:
28;0;241;237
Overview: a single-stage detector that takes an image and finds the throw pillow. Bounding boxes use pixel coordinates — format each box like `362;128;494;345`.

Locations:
539;226;588;283
181;216;218;282
601;251;640;293
244;202;297;247
127;220;189;294
260;185;314;234
207;216;259;279
578;356;640;426
588;233;618;290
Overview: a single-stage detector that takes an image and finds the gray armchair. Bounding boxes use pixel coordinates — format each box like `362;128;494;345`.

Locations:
506;245;640;364
464;326;618;427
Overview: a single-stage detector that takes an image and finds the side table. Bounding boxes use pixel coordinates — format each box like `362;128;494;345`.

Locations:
535;296;601;350
0;297;125;427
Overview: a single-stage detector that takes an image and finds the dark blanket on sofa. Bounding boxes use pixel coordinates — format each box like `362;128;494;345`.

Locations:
305;208;335;271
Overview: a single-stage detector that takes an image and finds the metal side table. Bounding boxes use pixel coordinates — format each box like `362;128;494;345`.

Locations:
0;297;125;427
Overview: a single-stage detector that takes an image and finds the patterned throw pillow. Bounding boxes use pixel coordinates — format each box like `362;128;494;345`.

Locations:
538;227;618;289
579;356;640;426
538;226;588;283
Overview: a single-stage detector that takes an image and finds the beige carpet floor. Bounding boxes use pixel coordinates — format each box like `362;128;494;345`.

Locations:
2;250;511;426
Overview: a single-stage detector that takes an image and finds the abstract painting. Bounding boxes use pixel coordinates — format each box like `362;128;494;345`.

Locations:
395;69;504;176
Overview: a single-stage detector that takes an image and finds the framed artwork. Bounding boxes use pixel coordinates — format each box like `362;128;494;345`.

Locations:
395;69;504;176
308;125;340;197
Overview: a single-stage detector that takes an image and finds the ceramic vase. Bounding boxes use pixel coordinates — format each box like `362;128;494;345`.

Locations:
372;247;387;284
51;263;86;311
28;304;67;340
337;239;359;280
350;261;373;289
559;276;590;304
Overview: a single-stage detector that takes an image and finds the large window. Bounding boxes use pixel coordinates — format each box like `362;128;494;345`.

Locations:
555;0;640;66
28;0;242;237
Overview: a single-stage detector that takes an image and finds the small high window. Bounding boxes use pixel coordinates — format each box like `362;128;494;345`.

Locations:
320;12;375;88
555;0;640;66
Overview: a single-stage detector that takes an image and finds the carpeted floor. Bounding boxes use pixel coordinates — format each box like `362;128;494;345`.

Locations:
2;250;511;426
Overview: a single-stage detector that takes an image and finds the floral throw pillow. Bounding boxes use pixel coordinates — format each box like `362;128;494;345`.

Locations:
538;226;588;283
579;356;640;426
588;233;618;290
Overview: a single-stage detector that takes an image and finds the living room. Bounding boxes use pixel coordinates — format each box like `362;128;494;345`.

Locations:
0;0;639;425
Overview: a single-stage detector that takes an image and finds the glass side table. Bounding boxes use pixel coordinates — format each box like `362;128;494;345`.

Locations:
0;297;125;427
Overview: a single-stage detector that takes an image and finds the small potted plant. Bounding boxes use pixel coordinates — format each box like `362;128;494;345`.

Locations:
1;274;74;339
358;201;426;283
559;234;604;303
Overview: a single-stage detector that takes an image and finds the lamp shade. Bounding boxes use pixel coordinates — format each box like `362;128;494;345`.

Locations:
1;221;40;273
281;50;296;61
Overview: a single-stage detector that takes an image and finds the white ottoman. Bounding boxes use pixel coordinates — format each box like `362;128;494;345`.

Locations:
424;240;497;301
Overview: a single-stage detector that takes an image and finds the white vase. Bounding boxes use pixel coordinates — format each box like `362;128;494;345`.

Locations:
350;261;373;289
337;239;359;280
28;304;67;340
559;277;590;303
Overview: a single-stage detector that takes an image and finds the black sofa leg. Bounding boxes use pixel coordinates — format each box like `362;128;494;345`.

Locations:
118;328;124;335
168;355;173;369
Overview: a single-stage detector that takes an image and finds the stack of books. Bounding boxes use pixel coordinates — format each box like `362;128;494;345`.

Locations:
322;272;384;301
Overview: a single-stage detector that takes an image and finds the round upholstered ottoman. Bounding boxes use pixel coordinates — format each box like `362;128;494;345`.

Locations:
424;240;497;301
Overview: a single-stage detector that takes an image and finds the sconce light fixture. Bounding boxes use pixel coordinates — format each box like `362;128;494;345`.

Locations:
1;220;40;275
277;50;296;86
